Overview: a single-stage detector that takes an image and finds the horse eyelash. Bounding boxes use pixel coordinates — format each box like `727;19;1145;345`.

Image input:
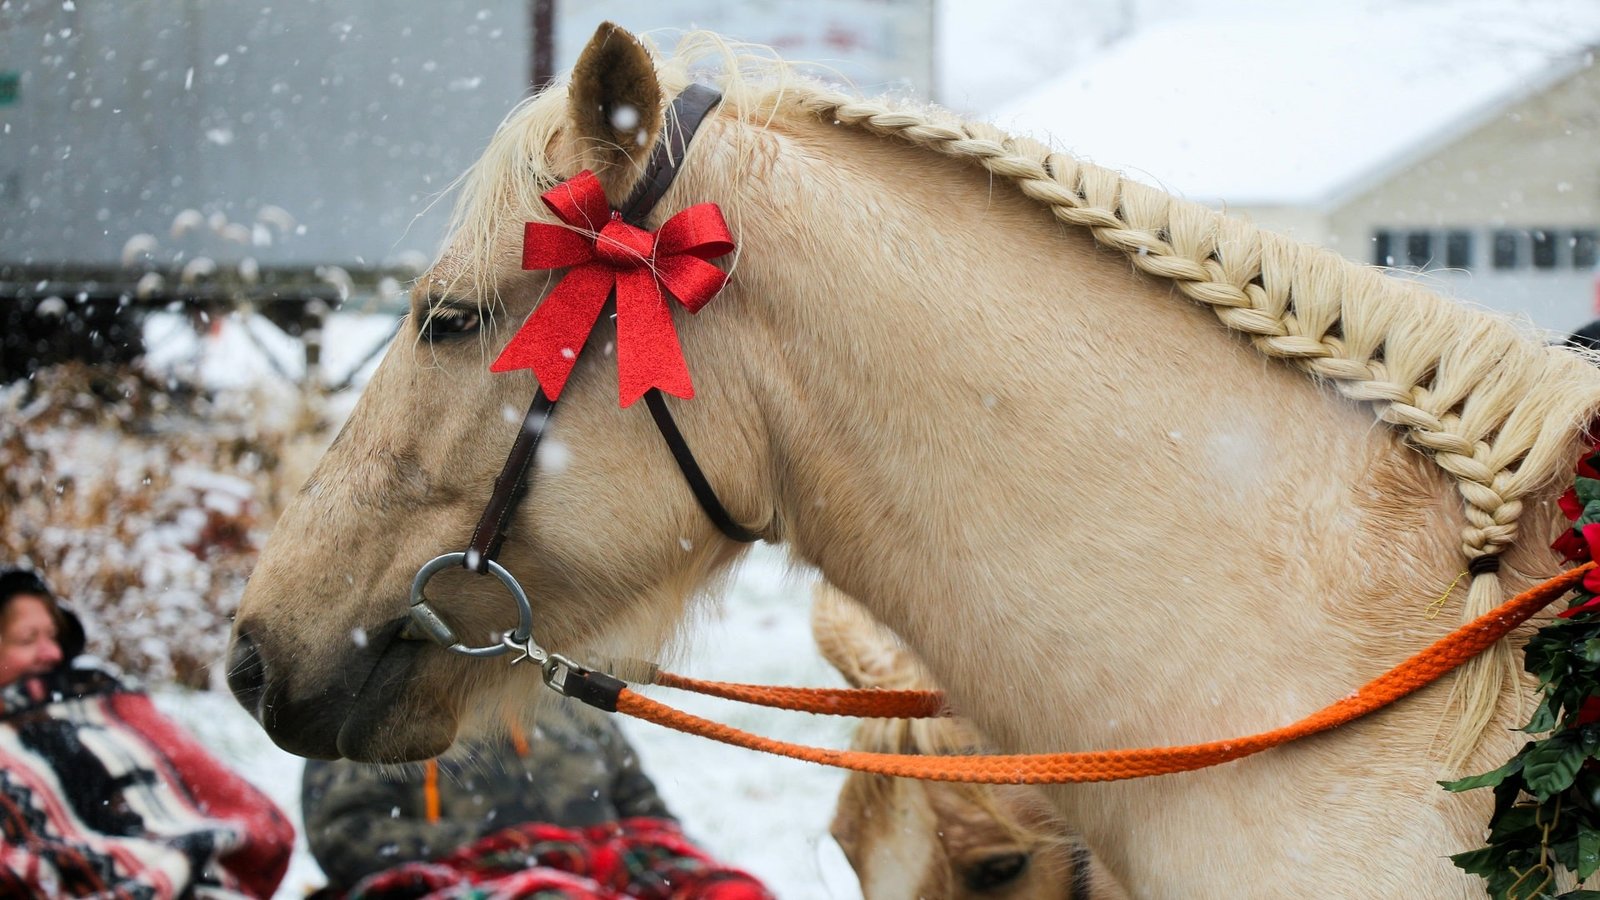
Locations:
420;304;483;341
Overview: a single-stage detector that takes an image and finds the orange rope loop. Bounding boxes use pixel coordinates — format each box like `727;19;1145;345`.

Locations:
649;671;950;718
618;563;1592;784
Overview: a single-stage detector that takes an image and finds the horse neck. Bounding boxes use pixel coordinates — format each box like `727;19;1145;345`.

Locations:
709;115;1552;759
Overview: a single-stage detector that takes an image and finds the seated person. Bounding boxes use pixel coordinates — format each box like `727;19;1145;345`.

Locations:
302;697;770;899
0;566;294;899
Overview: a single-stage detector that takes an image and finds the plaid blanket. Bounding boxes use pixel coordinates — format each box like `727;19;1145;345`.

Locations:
340;817;773;900
0;665;293;899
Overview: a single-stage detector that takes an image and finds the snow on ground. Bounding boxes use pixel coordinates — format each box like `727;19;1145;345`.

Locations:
144;310;863;898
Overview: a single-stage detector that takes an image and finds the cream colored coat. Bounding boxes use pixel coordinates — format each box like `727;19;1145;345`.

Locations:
231;24;1600;897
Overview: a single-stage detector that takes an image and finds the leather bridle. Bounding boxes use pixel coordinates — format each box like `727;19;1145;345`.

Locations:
406;84;757;674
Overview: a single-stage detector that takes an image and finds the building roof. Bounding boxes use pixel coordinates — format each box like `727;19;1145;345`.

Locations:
992;1;1600;207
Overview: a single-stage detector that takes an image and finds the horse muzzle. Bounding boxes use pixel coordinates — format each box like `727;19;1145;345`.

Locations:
226;616;456;762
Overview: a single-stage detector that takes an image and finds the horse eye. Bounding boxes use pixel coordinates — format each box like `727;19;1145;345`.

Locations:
961;852;1029;892
421;306;482;341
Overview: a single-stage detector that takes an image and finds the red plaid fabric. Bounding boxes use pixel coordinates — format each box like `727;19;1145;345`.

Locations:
0;666;293;899
344;817;772;900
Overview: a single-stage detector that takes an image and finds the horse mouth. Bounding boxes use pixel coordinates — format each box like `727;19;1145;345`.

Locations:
228;616;460;762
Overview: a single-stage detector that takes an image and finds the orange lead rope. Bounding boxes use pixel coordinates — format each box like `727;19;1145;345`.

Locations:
648;670;951;718
609;563;1594;784
423;759;441;823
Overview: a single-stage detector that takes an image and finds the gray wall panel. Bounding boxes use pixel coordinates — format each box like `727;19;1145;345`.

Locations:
0;0;528;269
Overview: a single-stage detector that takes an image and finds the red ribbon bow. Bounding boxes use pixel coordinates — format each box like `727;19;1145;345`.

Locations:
489;170;735;407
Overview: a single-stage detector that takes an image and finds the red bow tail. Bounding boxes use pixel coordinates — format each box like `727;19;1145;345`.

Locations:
616;269;693;405
490;262;614;399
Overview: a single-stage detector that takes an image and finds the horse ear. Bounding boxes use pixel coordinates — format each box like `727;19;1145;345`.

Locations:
566;22;664;196
810;584;928;690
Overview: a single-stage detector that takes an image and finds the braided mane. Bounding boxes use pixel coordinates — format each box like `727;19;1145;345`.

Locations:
449;33;1600;758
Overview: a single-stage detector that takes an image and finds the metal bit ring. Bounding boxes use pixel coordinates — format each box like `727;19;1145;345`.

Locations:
408;552;538;659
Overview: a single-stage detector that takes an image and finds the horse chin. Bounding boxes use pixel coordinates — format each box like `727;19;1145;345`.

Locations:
334;692;460;763
334;625;464;762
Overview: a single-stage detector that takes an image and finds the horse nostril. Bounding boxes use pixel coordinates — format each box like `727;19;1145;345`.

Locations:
226;631;268;719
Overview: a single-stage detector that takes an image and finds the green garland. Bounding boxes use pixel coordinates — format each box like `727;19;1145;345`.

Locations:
1444;444;1600;899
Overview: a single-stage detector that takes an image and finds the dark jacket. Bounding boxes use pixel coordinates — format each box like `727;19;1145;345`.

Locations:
301;696;674;890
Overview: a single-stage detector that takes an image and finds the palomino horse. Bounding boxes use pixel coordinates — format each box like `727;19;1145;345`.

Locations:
229;23;1600;896
813;583;1128;900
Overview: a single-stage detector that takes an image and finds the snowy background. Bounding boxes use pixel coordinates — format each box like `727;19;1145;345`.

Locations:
3;0;1597;896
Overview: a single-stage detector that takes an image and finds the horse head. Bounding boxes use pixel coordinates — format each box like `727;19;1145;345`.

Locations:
813;584;1126;900
227;24;775;761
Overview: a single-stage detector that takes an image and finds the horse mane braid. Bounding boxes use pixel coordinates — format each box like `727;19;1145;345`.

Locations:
771;84;1600;763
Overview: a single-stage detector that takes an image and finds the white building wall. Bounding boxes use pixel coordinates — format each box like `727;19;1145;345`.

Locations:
1220;205;1332;247
1326;63;1600;334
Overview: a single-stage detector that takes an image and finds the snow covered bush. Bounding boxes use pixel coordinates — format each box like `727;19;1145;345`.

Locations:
0;363;308;688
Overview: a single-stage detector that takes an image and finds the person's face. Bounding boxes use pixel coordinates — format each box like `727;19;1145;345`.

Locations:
0;596;63;687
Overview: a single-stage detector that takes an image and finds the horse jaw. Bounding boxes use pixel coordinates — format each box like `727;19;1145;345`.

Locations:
226;384;541;763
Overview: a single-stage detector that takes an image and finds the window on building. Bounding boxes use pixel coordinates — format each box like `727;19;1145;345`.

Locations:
1375;227;1595;272
1493;230;1521;270
1532;229;1559;269
1406;232;1434;269
1572;230;1598;270
1373;230;1395;266
1373;228;1483;271
1445;231;1472;270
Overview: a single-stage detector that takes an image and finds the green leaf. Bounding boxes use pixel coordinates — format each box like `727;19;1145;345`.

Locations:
1524;696;1559;734
1554;836;1581;874
1525;736;1588;800
1585;639;1600;665
1574;475;1600;507
1488;803;1542;843
1579;829;1600;881
1448;845;1508;878
1446;749;1529;791
1554;891;1600;899
1492;775;1524;823
1446;768;1516;787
